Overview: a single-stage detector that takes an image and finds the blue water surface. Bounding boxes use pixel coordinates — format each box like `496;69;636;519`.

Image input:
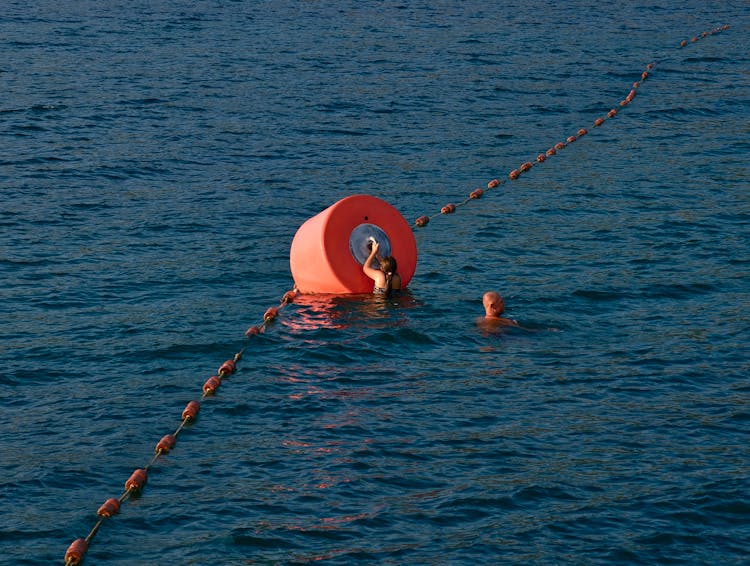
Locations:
1;1;749;564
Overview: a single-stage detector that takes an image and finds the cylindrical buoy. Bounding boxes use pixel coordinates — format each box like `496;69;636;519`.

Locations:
125;468;147;492
415;215;429;227
182;400;200;421
203;375;222;395
155;434;176;454
65;538;88;565
264;306;279;322
97;498;120;518
290;195;417;294
218;359;236;375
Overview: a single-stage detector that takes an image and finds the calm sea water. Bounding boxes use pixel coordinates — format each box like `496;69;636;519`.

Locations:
1;1;749;564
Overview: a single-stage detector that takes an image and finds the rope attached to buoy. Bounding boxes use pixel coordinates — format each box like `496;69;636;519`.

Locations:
64;22;730;565
64;289;297;565
410;24;730;230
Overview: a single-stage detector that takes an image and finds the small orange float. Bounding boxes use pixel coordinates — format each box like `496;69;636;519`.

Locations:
263;306;279;322
290;195;417;294
202;376;222;395
155;434;176;454
97;498;120;518
182;400;200;421
125;468;147;492
218;359;236;375
65;538;88;565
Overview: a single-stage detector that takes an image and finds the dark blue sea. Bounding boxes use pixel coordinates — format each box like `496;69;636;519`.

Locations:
2;2;749;564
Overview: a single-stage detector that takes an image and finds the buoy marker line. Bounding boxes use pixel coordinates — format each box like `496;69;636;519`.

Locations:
64;289;297;565
64;23;729;565
412;24;730;229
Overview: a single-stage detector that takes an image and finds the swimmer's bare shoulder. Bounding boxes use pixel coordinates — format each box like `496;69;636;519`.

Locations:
476;315;520;330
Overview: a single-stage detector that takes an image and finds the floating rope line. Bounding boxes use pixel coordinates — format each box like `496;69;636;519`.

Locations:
64;23;729;565
412;24;731;230
64;289;297;565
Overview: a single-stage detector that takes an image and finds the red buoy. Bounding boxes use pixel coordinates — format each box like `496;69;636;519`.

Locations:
577;128;588;137
594;117;605;127
546;148;556;157
97;498;120;518
203;376;222;395
155;434;176;454
555;142;565;150
536;154;546;163
218;359;236;375
125;468;147;492
290;194;417;294
244;325;261;337
469;188;484;199
441;203;456;214
487;179;500;188
520;161;533;172
508;169;519;180
182;400;200;421
264;306;279;322
65;538;88;565
608;109;617;118
281;290;297;304
566;135;576;143
415;215;430;227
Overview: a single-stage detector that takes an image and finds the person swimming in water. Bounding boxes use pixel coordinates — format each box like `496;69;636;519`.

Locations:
363;240;401;296
477;291;519;328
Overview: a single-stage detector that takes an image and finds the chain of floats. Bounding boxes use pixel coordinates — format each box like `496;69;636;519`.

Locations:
412;25;731;228
64;24;730;565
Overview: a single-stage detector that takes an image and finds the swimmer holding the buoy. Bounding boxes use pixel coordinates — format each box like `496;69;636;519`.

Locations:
363;238;402;296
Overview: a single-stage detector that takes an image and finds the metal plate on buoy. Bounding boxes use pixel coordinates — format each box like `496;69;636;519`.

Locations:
349;223;391;266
